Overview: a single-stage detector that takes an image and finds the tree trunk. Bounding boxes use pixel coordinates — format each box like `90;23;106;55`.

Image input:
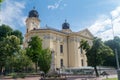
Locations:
25;66;27;73
0;66;2;75
35;62;38;73
94;66;99;77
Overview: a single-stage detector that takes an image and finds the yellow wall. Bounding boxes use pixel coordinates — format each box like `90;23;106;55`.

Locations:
24;29;93;69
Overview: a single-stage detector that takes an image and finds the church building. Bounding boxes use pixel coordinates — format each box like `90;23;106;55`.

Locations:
24;8;94;69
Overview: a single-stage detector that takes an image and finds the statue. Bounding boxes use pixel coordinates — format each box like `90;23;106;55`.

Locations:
47;50;58;77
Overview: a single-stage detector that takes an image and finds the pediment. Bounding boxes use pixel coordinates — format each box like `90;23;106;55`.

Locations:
77;29;94;39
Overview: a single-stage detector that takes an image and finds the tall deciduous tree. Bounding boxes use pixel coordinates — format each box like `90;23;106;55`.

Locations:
0;24;23;74
38;48;51;74
104;36;120;67
0;35;20;73
80;37;113;77
26;36;42;72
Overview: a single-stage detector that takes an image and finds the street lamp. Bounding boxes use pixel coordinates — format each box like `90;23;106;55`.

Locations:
111;16;120;80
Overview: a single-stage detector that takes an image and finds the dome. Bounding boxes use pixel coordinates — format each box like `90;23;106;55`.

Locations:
62;20;70;29
28;8;39;18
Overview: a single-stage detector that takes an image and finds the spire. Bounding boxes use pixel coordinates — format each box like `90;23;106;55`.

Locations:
65;19;67;23
33;6;35;10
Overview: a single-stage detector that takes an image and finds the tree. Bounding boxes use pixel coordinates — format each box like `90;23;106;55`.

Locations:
0;24;23;74
0;24;13;41
12;30;23;44
104;36;120;67
38;48;51;74
0;35;20;73
0;39;7;73
0;0;4;3
26;36;42;72
80;37;113;77
5;49;33;73
0;24;23;43
5;35;20;55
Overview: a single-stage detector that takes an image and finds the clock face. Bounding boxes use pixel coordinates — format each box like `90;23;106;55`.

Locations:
31;22;37;28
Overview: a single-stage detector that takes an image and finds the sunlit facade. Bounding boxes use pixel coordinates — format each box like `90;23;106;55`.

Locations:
23;8;93;69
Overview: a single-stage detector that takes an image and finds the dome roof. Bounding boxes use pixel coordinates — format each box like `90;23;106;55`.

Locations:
28;8;39;18
62;20;70;29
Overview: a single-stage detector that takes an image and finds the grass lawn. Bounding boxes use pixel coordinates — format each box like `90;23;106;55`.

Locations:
103;78;117;80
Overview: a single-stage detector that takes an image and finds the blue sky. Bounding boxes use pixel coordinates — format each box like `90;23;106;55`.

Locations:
0;0;120;40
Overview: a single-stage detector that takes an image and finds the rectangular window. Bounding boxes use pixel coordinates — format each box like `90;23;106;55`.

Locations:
81;59;84;66
80;48;83;54
60;59;63;68
60;45;63;53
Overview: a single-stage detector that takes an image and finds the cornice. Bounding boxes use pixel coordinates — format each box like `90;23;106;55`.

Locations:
68;33;93;40
25;29;68;37
25;29;93;40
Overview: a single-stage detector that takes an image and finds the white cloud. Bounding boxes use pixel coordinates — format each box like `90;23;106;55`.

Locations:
48;0;64;10
0;0;26;29
88;6;120;41
111;7;120;18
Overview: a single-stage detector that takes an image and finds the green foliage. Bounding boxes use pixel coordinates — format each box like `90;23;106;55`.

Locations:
26;36;52;73
0;24;23;73
12;30;23;44
80;37;113;66
0;24;13;40
80;37;113;77
5;49;33;74
103;78;117;80
0;0;4;3
11;73;18;79
79;39;90;51
0;35;20;73
0;24;23;44
0;39;7;67
26;36;42;72
38;48;51;74
5;35;20;55
11;73;26;79
17;73;26;78
104;36;120;67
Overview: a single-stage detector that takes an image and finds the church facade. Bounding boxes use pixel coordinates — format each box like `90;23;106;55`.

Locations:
24;8;93;69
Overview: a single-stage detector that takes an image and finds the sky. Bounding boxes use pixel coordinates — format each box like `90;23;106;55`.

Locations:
0;0;120;41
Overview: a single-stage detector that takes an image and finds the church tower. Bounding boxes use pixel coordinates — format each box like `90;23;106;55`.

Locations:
62;20;72;33
25;7;40;33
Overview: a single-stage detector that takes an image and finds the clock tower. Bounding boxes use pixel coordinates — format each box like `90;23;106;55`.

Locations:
26;7;40;33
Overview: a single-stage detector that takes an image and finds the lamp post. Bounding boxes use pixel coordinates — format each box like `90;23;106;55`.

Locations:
111;17;120;80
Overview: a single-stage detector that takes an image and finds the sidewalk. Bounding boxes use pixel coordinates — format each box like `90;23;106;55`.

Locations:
0;76;41;80
0;74;117;80
100;74;117;80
